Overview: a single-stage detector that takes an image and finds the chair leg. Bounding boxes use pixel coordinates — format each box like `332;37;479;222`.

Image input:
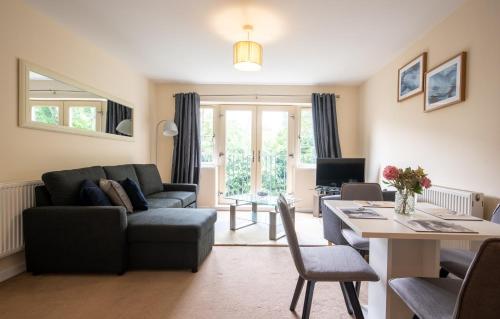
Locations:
439;268;449;278
342;282;364;319
355;281;361;296
290;276;305;311
339;282;354;315
302;280;316;319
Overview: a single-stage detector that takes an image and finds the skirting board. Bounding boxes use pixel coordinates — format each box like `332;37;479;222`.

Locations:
0;262;26;283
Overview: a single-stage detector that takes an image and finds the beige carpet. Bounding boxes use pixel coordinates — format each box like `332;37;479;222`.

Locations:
0;247;366;319
214;211;328;246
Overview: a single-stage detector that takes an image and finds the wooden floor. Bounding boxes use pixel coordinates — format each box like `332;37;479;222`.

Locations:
0;247;366;319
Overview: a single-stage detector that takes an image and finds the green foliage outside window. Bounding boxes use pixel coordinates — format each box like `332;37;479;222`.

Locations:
70;107;96;131
200;108;214;163
32;106;59;125
300;109;316;165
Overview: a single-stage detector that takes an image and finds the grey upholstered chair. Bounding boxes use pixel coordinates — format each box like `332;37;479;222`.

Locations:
340;183;383;253
277;194;379;319
390;238;500;319
440;204;500;279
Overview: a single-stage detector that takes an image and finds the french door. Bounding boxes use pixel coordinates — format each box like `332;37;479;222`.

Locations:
218;105;295;204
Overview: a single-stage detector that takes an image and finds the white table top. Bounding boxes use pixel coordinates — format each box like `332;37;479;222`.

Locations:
324;200;500;240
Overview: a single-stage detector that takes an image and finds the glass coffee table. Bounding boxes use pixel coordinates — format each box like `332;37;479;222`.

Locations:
225;193;298;240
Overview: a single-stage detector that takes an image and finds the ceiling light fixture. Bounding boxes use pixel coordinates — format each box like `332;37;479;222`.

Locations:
233;25;262;71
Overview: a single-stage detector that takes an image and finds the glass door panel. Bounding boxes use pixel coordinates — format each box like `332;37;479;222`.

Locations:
258;110;289;195
223;109;255;196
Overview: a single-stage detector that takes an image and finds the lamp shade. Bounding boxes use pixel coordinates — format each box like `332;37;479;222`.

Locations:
233;41;262;71
162;120;178;136
116;119;132;136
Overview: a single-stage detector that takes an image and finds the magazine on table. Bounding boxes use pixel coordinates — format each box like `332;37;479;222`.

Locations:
417;207;483;221
354;201;395;208
395;219;478;233
340;207;387;219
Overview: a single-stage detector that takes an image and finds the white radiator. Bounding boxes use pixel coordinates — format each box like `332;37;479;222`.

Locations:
418;185;484;250
0;180;42;258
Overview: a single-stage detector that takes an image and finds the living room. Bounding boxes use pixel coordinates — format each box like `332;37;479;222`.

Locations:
1;0;500;318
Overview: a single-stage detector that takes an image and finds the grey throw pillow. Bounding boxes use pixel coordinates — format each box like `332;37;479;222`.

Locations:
99;178;134;213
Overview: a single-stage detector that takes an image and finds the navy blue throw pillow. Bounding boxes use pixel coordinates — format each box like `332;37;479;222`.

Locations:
121;178;148;211
79;179;112;206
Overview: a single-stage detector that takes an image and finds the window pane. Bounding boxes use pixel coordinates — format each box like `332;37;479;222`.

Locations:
200;108;214;163
300;109;316;165
260;111;288;195
69;106;97;131
31;105;59;125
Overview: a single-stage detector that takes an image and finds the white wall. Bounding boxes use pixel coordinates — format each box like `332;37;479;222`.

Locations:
154;83;361;210
359;0;500;217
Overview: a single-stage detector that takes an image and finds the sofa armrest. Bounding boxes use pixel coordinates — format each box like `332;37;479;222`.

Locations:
23;206;128;274
163;183;198;194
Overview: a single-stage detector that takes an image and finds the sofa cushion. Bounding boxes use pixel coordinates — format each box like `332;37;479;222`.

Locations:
127;208;217;243
134;164;163;196
42;166;107;205
79;179;112;206
148;191;196;207
121;178;148;211
103;164;140;187
99;179;134;213
146;197;182;209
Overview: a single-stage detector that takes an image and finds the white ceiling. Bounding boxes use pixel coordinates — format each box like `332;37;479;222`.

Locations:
25;0;465;85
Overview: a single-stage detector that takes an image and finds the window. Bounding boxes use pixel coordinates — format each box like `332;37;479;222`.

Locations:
200;107;215;164
29;100;104;132
299;108;316;166
31;104;61;125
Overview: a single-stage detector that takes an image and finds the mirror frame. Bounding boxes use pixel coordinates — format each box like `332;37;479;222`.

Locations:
18;59;135;141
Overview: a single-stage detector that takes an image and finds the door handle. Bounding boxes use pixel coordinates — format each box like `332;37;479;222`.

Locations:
258;150;261;162
219;152;225;157
289;153;294;158
252;151;255;163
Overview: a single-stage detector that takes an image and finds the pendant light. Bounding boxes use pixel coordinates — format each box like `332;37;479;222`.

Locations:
233;25;262;71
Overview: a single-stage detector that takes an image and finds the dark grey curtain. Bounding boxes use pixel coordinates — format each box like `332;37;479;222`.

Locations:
171;93;201;184
311;93;342;158
106;101;132;134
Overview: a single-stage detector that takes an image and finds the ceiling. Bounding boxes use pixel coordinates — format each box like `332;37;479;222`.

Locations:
25;0;465;85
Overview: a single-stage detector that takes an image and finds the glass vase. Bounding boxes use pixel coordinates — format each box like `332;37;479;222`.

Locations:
395;190;416;215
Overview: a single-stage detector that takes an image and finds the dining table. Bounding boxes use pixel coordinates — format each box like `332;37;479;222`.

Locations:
324;200;500;319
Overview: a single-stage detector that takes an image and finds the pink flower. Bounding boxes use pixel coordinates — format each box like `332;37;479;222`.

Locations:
383;166;399;180
420;177;432;189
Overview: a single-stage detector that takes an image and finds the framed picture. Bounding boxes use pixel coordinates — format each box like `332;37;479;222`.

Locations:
424;52;466;112
398;53;427;102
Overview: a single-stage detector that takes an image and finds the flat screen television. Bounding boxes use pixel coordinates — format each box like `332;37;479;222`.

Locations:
316;158;365;188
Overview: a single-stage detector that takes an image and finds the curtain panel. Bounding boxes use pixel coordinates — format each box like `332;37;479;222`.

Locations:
311;93;342;158
106;101;132;135
171;92;201;184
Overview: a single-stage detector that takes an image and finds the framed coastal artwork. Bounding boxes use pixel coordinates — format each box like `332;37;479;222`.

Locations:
424;52;466;112
398;52;427;102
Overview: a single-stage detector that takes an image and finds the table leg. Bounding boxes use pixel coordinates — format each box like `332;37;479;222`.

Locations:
230;201;257;231
252;202;258;223
367;238;440;319
269;203;294;240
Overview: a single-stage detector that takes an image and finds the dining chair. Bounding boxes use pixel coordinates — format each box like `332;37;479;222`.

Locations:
339;183;383;254
389;238;500;319
277;194;379;319
440;204;500;279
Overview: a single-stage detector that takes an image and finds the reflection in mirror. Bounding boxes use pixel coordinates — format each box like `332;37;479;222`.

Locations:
26;69;133;137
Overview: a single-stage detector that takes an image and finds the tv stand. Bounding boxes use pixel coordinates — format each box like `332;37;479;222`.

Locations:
313;186;340;217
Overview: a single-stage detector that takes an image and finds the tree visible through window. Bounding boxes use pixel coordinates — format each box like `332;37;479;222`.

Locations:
299;109;316;165
31;105;60;125
200;107;214;164
69;106;97;131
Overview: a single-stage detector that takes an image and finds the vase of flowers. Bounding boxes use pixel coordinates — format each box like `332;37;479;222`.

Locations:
383;165;432;215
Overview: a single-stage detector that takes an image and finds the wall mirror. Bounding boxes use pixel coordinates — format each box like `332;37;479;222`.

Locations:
18;60;134;140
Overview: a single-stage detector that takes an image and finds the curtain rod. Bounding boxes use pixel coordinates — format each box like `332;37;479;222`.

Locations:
172;93;340;99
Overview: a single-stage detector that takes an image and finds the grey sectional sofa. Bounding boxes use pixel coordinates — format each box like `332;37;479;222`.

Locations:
23;164;217;274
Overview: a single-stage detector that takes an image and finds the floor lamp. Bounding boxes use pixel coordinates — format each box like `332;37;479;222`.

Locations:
156;119;178;164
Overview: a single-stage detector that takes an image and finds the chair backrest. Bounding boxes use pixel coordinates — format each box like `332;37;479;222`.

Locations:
277;194;306;277
341;183;384;201
453;238;500;319
489;204;500;224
